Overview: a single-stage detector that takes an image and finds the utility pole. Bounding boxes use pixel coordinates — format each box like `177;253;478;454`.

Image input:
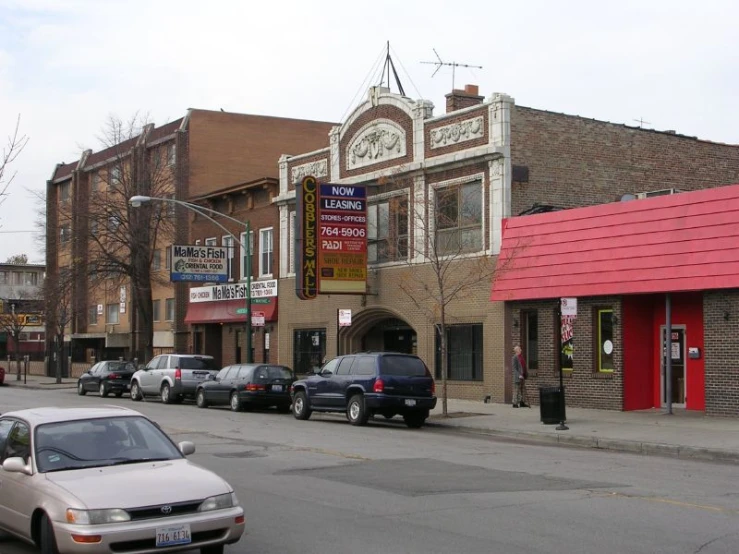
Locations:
421;48;482;90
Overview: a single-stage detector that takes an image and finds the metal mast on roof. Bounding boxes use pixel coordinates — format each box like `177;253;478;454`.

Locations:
379;41;406;96
421;48;482;90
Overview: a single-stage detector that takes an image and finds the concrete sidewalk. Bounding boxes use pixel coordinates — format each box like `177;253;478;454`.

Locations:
5;375;739;463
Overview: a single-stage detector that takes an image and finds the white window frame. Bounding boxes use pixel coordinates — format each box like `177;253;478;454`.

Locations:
165;298;175;321
152;249;161;270
223;235;234;281
259;227;274;278
165;246;171;270
240;230;254;281
432;176;485;258
167;143;176;166
106;303;120;325
205;237;217;246
152;299;161;322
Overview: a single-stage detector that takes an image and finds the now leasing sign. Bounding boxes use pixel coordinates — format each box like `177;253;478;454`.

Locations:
171;245;228;283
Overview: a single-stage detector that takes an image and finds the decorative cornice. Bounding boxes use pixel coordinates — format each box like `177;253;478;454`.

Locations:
346;120;406;171
430;116;484;149
291;159;328;184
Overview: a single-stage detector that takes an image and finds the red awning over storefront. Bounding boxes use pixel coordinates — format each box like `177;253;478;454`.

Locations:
491;184;739;301
184;297;277;324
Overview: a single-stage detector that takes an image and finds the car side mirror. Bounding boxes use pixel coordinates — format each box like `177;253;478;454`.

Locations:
178;441;196;456
320;369;332;377
2;457;32;475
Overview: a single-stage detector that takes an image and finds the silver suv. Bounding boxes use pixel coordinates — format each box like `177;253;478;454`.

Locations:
130;354;219;404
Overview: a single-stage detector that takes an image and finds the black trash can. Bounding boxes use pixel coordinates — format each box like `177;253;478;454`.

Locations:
540;386;566;424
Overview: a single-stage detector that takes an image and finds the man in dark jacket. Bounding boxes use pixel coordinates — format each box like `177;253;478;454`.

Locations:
512;345;528;408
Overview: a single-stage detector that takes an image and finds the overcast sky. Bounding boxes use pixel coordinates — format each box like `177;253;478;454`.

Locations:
1;0;737;263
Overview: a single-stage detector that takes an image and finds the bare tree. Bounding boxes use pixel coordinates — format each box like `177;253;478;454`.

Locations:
374;171;516;416
77;114;175;362
0;115;29;214
5;253;28;264
43;267;73;383
0;295;35;380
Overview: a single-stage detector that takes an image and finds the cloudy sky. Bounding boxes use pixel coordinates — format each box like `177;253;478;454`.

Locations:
1;0;737;263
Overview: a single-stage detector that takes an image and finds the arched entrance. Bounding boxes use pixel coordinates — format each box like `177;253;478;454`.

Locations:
337;307;416;355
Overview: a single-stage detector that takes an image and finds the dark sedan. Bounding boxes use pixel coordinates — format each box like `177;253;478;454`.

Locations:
196;363;295;412
77;360;136;397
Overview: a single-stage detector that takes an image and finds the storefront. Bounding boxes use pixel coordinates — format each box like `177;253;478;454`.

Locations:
491;184;739;415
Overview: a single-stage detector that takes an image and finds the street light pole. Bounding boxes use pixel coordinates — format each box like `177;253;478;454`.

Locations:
129;195;253;363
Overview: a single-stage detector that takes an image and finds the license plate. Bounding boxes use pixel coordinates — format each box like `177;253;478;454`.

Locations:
404;399;417;407
156;524;191;547
272;385;283;392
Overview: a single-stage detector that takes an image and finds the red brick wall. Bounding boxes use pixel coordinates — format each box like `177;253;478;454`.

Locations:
704;290;739;417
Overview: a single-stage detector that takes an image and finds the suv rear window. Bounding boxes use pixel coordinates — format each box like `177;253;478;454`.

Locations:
379;356;428;377
253;366;293;381
178;357;218;371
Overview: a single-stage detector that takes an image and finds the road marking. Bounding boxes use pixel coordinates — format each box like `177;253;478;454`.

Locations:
295;446;371;461
599;491;738;514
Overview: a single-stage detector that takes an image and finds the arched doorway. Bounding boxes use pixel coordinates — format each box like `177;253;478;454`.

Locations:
338;307;416;355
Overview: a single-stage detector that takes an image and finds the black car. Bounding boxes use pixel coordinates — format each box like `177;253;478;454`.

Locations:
77;360;136;398
290;352;437;428
196;363;296;412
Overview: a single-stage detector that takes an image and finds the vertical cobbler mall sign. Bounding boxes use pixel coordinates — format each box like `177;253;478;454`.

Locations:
296;176;367;298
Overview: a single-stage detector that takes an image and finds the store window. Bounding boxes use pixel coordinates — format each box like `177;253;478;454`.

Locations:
368;195;408;263
434;324;483;381
597;308;615;372
293;329;326;375
435;181;483;255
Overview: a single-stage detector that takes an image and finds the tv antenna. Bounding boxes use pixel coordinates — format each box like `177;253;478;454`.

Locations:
378;41;406;96
421;48;482;90
633;117;651;128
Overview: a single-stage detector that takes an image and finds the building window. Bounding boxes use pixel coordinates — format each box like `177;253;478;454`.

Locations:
288;211;296;274
24;272;38;286
167;143;176;166
293;329;326;375
240;230;254;281
165;298;174;321
152;249;161;270
89;305;98;326
195;239;201;246
368;196;408;263
521;310;539;371
90;220;99;236
108;215;120;232
260;228;273;277
106;303;120;324
205;237;217;247
597;308;615;372
0;271;6;284
165;246;171;270
434;180;483;255
152;299;161;322
222;236;234;281
109;164;122;186
91;172;102;194
60;224;71;244
434;324;483;381
59;181;71;203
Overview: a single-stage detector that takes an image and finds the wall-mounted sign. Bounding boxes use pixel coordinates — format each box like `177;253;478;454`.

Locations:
338;309;352;327
171;245;228;283
318;184;367;294
97;304;103;315
252;311;265;327
189;280;278;303
296;176;318;299
561;297;578;317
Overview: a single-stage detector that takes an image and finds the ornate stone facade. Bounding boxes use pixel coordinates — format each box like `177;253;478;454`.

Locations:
346;120;407;171
430;116;484;149
291;159;328;184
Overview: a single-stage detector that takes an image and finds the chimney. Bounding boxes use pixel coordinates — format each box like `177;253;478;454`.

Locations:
445;84;484;113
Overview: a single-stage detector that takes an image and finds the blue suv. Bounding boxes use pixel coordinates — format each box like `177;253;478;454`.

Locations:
290;352;437;428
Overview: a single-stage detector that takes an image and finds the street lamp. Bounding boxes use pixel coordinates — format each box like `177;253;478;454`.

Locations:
129;195;253;363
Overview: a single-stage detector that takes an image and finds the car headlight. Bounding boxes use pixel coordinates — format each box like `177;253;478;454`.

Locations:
66;508;131;525
198;492;238;512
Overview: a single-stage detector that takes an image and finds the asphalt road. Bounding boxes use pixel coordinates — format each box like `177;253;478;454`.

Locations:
2;386;739;554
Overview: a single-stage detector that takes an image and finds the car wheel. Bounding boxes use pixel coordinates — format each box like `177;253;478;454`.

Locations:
230;392;242;412
292;391;312;420
39;513;60;554
347;394;369;426
114;390;124;398
161;383;173;404
196;389;209;409
200;545;224;554
403;411;426;429
77;381;87;396
130;381;142;401
99;382;109;398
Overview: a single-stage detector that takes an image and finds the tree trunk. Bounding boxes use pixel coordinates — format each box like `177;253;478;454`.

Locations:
134;280;154;363
440;316;448;417
14;338;21;381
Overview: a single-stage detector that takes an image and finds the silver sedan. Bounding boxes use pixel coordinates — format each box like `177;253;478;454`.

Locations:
0;406;245;553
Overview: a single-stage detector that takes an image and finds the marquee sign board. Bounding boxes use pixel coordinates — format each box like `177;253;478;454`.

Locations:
296;176;319;299
171;245;228;283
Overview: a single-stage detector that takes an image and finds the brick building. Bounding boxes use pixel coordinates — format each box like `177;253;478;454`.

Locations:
276;85;739;403
47;110;334;369
0;262;45;359
492;184;739;416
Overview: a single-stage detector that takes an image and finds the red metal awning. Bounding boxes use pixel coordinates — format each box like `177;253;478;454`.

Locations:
184;297;277;324
491;184;739;301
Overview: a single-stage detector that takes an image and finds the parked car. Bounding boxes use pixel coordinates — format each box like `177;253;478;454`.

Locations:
77;360;136;398
196;363;295;412
0;405;245;553
130;354;219;404
290;352;437;428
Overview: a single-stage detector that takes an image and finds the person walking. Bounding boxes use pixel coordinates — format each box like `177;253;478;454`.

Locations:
512;345;529;408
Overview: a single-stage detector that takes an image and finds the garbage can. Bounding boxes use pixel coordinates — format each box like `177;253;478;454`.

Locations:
540;386;565;424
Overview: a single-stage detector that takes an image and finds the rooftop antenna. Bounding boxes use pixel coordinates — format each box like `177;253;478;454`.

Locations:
421;48;482;90
379;41;406;96
633;117;651;128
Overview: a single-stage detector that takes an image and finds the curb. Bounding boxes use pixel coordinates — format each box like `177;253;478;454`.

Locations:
425;421;739;464
2;381;77;390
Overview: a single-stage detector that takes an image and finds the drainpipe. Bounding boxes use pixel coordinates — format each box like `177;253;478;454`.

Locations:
665;293;673;415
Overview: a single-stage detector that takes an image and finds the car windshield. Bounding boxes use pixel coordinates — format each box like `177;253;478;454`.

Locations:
253;366;293;381
180;357;218;371
34;416;183;473
108;361;134;372
379;356;428;377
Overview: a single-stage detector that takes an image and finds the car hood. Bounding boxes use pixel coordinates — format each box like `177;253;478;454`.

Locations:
45;459;232;509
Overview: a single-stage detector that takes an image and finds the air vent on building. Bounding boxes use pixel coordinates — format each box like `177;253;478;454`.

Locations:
635;188;684;199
